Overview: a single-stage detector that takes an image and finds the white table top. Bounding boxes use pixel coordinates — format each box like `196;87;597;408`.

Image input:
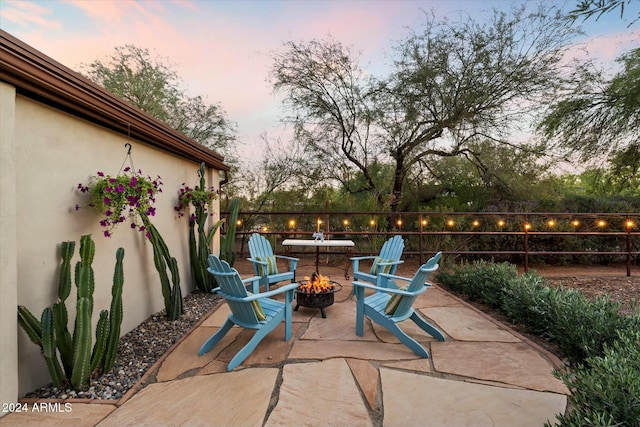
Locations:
282;239;355;247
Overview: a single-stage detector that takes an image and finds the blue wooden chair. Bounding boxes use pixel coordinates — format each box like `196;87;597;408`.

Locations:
351;235;405;292
248;233;299;292
198;255;298;371
353;252;445;358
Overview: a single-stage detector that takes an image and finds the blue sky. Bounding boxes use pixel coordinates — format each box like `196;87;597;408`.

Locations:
1;0;638;160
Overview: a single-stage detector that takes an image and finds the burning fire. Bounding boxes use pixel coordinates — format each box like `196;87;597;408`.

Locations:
298;272;334;293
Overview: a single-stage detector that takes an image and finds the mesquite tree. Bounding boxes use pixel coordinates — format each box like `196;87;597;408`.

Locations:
270;5;575;211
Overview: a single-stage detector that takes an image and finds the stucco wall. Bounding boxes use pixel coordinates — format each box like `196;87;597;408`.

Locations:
0;82;19;413
6;92;222;397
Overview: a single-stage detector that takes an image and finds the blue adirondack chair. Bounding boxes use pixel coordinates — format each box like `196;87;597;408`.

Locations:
353;252;445;358
198;255;298;371
351;235;405;292
248;233;299;292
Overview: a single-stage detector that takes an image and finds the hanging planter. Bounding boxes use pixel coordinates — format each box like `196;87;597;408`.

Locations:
77;166;162;238
76;144;182;320
175;162;224;293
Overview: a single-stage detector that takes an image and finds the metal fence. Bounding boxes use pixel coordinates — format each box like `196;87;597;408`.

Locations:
225;211;640;276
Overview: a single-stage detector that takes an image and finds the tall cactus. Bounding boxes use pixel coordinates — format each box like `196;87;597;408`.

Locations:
185;163;223;292
220;198;239;266
145;218;183;320
17;235;125;388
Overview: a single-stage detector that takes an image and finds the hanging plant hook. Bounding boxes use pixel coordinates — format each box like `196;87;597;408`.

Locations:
125;143;132;155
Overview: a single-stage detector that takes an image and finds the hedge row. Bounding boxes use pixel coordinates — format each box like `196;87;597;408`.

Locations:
435;261;640;427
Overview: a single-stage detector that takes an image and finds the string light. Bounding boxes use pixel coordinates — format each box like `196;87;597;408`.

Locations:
472;220;480;227
547;219;556;227
421;219;428;226
626;220;635;229
397;219;403;227
571;219;580;227
524;223;532;231
597;220;606;227
262;226;268;232
447;219;455;227
236;220;242;226
288;219;296;228
370;219;376;227
497;220;505;227
343;219;350;227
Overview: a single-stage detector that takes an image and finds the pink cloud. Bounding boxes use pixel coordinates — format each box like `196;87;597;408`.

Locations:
1;0;62;29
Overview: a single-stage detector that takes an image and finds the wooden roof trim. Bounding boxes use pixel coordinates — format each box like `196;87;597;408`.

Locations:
0;30;230;171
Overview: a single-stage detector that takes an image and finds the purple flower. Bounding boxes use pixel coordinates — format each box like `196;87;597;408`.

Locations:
103;196;111;205
129;176;138;186
124;167;131;172
104;230;111;238
105;186;112;192
130;223;136;229
139;226;146;232
97;171;104;177
75;204;80;211
109;178;116;183
105;209;113;216
115;184;124;193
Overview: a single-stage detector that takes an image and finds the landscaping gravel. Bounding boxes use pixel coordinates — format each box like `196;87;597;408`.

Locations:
25;291;221;401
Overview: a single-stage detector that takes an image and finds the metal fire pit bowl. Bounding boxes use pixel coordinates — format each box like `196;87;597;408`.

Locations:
294;281;342;318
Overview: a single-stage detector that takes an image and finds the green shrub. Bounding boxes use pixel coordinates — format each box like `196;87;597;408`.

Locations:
435;260;518;308
501;273;552;337
546;289;629;365
548;328;640;427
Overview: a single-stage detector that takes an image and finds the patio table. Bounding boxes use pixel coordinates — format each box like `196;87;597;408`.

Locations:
282;239;355;279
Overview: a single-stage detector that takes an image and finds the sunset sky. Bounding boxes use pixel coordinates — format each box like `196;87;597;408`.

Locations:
1;0;638;160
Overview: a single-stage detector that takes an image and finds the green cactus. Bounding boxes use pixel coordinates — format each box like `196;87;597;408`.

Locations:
90;310;110;374
16;235;126;389
41;307;65;387
145;218;183;319
104;247;124;370
220;198;239;266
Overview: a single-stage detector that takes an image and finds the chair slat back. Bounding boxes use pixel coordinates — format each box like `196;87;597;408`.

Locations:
248;233;275;259
208;255;259;324
392;252;441;317
379;235;404;261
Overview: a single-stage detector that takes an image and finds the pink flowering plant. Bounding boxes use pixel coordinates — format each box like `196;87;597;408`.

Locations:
77;167;162;238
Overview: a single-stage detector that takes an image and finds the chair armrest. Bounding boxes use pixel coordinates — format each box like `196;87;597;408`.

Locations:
352;280;423;296
350;256;376;261
247;257;267;266
276;255;299;262
376;260;404;266
242;282;299;301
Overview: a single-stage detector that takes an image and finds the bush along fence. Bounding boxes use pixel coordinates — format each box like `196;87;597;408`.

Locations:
435;261;640;427
17;235;124;388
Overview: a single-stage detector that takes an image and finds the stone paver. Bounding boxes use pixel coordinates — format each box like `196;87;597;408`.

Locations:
155;326;221;381
346;358;379;409
432;341;569;394
290;339;418;361
0;403;115;427
97;369;278;427
381;369;567;427
300;299;376;341
425;306;521;342
265;358;370;427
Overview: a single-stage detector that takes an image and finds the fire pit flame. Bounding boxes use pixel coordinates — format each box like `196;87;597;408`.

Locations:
298;272;334;294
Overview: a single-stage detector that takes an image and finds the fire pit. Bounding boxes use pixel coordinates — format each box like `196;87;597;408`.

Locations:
294;272;342;318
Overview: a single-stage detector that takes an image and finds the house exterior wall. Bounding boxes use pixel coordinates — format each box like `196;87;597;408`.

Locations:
2;90;223;399
0;82;19;413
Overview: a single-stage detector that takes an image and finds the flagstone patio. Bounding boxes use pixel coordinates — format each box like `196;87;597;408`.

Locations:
1;260;569;427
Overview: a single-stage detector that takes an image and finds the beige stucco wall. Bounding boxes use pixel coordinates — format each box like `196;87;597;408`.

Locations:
3;91;222;399
0;83;19;412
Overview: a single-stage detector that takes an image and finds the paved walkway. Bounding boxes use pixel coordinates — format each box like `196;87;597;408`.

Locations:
2;260;569;427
